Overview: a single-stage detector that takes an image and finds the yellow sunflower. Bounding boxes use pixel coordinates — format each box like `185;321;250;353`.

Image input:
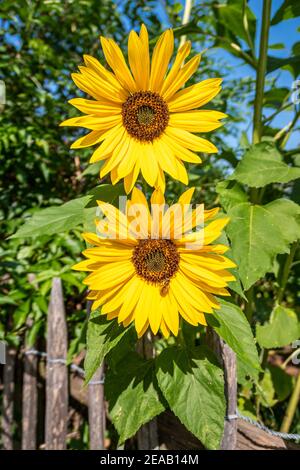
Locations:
61;25;225;193
73;187;235;338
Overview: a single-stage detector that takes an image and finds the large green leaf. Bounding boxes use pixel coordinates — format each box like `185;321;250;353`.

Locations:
105;352;165;444
156;345;225;450
84;184;126;232
207;300;260;382
11;184;124;239
86;183;125;207
256;305;300;349
215;232;245;299
271;0;300;25
227;200;300;289
11;196;92;238
216;180;248;212
229;142;300;188
267;55;300;76
263;87;290;108
258;368;277;407
216;0;256;44
268;365;293;402
266;198;300;243
84;313;132;385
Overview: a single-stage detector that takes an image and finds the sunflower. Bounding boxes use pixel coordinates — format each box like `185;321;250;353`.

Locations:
61;25;226;193
73;187;235;338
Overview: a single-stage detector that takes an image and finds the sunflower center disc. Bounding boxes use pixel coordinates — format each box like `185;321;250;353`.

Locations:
145;250;166;272
122;91;169;142
137;106;155;125
132;239;179;284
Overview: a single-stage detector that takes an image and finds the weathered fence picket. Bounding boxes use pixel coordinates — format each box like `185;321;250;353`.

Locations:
22;348;38;449
206;327;238;450
88;363;105;449
1;346;16;450
45;277;68;450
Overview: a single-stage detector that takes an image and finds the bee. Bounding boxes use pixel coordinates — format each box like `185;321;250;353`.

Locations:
160;278;170;296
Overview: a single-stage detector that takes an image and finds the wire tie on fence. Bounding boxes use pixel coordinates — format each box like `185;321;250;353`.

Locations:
88;377;105;386
226;414;238;421
47;357;67;365
70;363;85;377
24;349;47;358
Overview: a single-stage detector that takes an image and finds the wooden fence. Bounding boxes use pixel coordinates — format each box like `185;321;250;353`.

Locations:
0;277;299;450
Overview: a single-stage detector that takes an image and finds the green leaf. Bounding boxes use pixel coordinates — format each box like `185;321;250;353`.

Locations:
215;232;245;299
258;369;277;407
268;43;285;50
25;318;43;347
13;299;31;330
215;0;256;46
271;0;300;25
84;313;132;385
256;305;300;349
229;142;300;188
268;365;293;401
227;200;300;289
156;345;225;450
216;180;248;212
105;352;165;444
266;199;300;243
0;295;18;306
79;161;103;178
86;183;125;207
83;184;126;232
207;299;260;382
267;55;300;76
11;196;92;238
263;87;290;108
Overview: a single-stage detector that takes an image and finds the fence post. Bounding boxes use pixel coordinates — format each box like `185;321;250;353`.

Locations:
88;362;105;449
1;346;16;450
137;332;159;450
22;344;38;449
206;327;237;450
45;277;68;450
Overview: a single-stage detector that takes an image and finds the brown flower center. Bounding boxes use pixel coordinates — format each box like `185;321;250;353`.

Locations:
132;239;179;288
122;91;169;142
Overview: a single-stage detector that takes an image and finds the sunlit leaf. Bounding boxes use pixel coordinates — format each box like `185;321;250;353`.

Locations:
156;345;225;450
256;305;300;349
106;352;165;443
229;142;300;188
227;201;300;289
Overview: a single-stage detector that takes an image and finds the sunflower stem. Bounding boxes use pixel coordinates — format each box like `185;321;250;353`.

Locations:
245;0;272;321
277;242;298;304
280;370;300;433
252;0;272;145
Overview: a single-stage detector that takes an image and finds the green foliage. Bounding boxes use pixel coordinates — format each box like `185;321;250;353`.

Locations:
229;142;300;188
207;300;260;382
84;313;134;385
271;0;300;25
268;365;293;402
256;305;300;349
11;196;92;238
226;201;300;290
106;352;165;444
156;345;225;450
216;180;248;211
